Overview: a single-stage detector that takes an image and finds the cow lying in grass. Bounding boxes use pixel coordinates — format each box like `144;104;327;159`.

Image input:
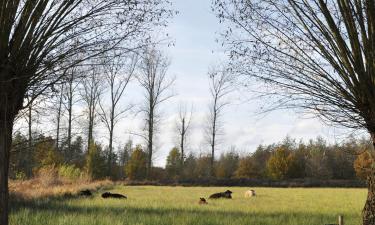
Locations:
101;192;127;199
209;190;232;199
79;189;92;197
199;198;208;204
244;190;256;198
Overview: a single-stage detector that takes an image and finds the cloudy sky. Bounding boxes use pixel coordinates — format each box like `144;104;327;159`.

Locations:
121;0;357;166
19;0;361;167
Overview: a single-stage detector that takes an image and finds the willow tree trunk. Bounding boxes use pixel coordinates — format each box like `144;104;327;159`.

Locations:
363;134;375;225
0;83;21;225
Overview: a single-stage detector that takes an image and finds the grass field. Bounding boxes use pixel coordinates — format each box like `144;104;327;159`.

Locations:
10;186;367;225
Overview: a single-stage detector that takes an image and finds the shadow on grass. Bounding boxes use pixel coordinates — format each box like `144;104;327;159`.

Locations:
11;196;361;225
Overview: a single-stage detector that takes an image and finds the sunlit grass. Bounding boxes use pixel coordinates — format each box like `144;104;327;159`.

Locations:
10;186;367;225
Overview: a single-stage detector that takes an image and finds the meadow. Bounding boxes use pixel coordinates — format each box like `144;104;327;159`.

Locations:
10;186;367;225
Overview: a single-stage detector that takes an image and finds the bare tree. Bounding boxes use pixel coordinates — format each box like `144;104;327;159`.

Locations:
55;84;65;152
176;104;193;164
0;1;173;222
98;53;137;176
205;66;234;176
137;47;174;177
62;67;82;162
213;0;375;224
80;65;104;148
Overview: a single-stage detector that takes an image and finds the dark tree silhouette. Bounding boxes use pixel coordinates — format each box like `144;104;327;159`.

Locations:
213;0;375;224
0;0;173;223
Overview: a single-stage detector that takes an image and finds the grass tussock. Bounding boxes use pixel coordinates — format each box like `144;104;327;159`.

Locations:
9;178;113;200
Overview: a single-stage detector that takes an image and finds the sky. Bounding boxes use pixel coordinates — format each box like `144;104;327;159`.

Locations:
126;0;359;166
17;0;364;167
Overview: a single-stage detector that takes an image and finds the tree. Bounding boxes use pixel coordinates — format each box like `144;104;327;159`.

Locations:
126;145;147;180
0;1;173;223
98;53;137;176
175;104;193;165
165;147;182;179
181;153;197;179
80;66;104;150
213;1;375;223
266;147;296;180
33;136;61;170
205;66;234;176
137;47;174;177
234;155;258;179
63;67;81;162
215;150;239;179
118;139;133;179
85;141;106;180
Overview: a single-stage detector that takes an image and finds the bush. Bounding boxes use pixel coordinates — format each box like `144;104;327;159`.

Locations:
36;165;60;187
58;164;82;181
15;171;26;180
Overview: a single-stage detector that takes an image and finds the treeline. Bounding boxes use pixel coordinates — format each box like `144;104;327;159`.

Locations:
165;136;372;181
10;133;372;182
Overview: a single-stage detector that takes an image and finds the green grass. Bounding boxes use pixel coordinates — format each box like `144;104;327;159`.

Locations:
10;186;367;225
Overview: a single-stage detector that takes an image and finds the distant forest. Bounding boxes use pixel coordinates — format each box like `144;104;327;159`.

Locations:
10;133;372;183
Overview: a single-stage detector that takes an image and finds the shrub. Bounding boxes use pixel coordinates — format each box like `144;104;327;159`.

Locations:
36;165;60;187
354;151;374;180
15;171;26;180
58;164;82;181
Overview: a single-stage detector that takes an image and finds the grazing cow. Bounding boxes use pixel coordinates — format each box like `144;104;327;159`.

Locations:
199;198;208;204
209;190;233;199
79;189;92;197
244;190;256;198
101;192;127;199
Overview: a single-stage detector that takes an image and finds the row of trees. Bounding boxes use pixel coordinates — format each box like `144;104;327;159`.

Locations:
11;131;370;182
165;136;372;181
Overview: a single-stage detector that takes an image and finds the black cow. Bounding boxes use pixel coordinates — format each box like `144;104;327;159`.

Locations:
79;189;92;197
209;190;232;199
101;192;127;199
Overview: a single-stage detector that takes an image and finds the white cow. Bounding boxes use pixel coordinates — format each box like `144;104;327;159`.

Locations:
244;189;256;198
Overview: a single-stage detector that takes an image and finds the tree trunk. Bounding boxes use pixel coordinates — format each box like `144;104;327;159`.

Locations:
27;104;32;177
180;118;185;165
362;134;375;225
56;87;64;151
0;100;17;225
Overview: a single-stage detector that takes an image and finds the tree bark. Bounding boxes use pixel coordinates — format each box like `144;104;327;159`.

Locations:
0;85;19;225
362;133;375;225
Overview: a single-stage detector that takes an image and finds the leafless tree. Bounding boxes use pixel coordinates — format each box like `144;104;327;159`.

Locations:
205;66;234;176
0;1;173;222
98;53;137;176
62;66;82;162
55;84;64;151
80;65;104;149
137;47;175;177
175;104;193;164
213;0;375;224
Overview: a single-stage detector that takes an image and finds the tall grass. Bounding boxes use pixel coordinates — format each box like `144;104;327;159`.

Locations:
10;186;366;225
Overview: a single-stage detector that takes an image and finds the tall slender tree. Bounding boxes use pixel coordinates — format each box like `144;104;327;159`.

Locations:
137;47;174;177
205;66;234;176
213;0;375;224
99;53;137;176
176;104;193;164
80;65;103;149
